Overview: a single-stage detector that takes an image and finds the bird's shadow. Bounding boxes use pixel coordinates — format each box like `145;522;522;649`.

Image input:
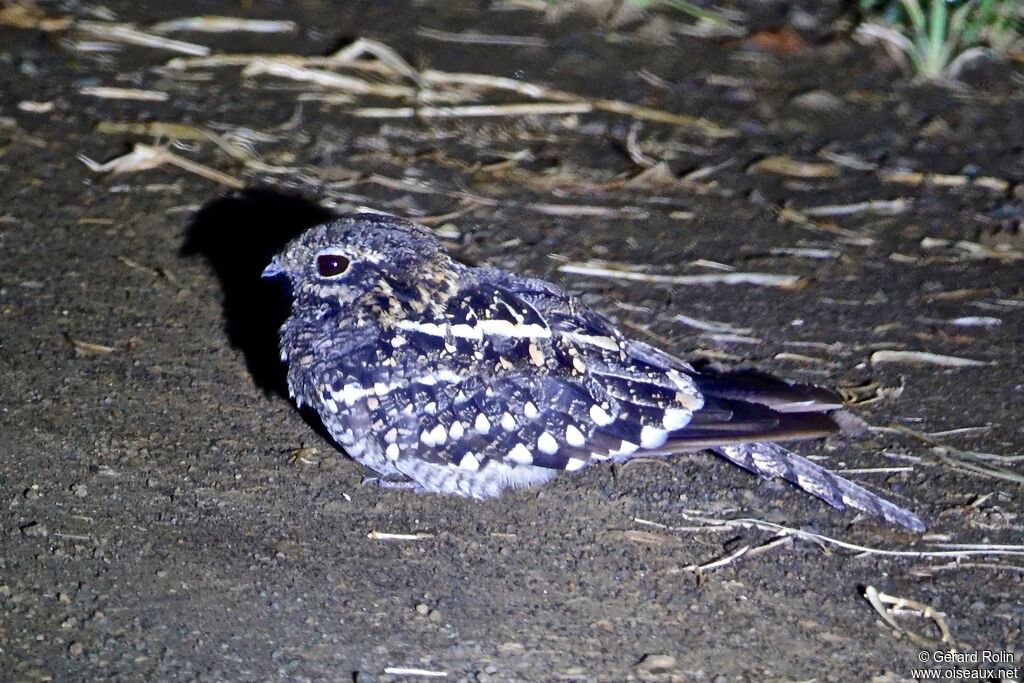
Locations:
181;188;336;397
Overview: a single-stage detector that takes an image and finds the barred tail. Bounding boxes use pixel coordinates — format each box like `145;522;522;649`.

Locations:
714;442;926;532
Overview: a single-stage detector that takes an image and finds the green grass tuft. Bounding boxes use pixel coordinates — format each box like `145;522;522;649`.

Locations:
858;0;1023;79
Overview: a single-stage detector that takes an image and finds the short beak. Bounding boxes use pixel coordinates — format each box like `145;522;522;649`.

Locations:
261;258;283;279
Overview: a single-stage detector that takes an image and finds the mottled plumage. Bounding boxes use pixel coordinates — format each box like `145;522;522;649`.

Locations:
263;213;924;531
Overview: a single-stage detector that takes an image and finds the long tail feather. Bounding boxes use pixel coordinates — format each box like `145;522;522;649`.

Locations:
713;442;926;531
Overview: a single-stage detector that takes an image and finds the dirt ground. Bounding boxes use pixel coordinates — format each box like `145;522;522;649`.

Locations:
1;1;1022;681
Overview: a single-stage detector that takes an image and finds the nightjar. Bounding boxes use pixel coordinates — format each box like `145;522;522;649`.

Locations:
263;213;924;531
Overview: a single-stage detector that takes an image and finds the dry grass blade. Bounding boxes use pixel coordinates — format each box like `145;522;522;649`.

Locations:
18;100;54;113
870;423;1024;483
329;37;422;83
768;247;840;259
77;21;211;56
620;530;682;546
685;537;793;574
590;99;736;138
685;545;750;573
933;448;1024;484
625;122;657;168
559;263;802;288
242;60;416;98
869;350;990;368
801;198;912;217
383;667;448;678
421;69;557;100
72;339;116;355
366;531;435;541
863;586;956;649
350;102;593;119
525;203;646;218
79;87;169;101
748;155;839;178
674;314;753;335
420;70;736;136
79;143;244;189
164;40;734;134
416;27;548;47
881;169;1011;193
921;237;1024;262
635;514;1024;560
94;121;257;162
150;17;297;34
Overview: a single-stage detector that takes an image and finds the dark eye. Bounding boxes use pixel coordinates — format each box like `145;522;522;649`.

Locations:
316;254;350;278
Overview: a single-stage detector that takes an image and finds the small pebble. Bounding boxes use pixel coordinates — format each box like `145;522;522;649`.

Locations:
635;653;676;675
790;89;844;111
20;522;48;538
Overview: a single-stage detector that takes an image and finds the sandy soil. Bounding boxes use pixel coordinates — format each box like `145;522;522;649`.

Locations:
1;1;1022;681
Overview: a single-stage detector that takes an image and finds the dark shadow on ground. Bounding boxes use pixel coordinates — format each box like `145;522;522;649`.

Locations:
181;187;336;396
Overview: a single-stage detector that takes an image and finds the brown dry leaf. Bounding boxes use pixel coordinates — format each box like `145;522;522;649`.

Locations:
838;377;905;406
0;1;72;31
748;155;839;179
747;26;806;53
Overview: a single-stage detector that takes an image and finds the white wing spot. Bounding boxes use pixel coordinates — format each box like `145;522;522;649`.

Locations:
507;443;533;465
524;401;539;419
565;457;587;471
610;440;639;456
458;452;480;471
662;407;691;431
429;423;448;446
385;443;400;460
640;425;669;448
501;412;516;430
537;432;559;455
589;404;614;426
384;428;398;444
474;413;491;434
449;421;465;440
565;424;586;447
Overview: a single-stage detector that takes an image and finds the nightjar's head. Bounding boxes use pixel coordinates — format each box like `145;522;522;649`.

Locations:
262;213;460;323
